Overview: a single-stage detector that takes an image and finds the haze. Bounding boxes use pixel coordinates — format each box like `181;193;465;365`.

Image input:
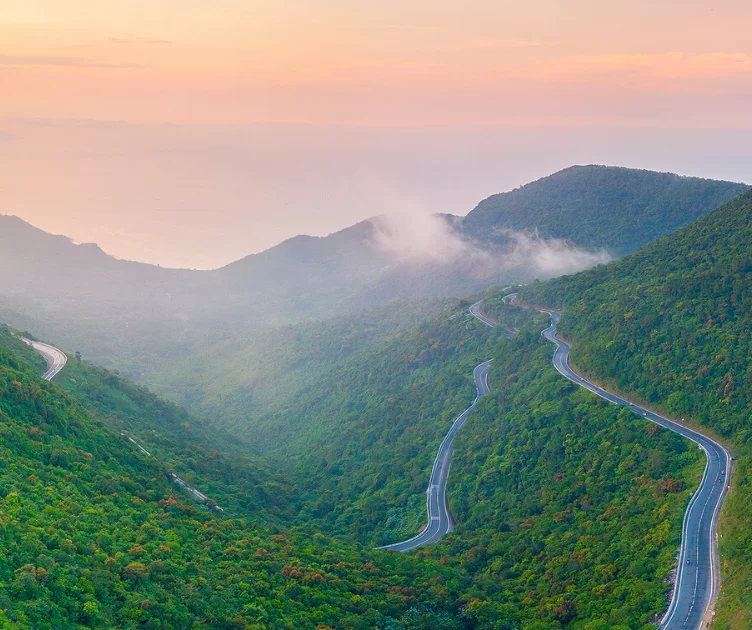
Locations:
2;0;751;268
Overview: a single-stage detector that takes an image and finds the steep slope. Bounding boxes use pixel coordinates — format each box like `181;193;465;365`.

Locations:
250;301;503;542
521;188;752;627
8;307;700;628
445;302;703;628
462;165;748;255
0;298;709;626
0;325;482;629
230;295;702;627
1;325;290;517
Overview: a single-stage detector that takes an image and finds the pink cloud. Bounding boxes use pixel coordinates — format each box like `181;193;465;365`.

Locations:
518;52;752;91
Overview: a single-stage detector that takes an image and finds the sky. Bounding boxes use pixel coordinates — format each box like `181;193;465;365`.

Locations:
2;0;752;268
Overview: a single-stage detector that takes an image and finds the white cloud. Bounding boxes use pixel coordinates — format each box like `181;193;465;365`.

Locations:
369;212;484;264
369;213;610;280
501;230;611;277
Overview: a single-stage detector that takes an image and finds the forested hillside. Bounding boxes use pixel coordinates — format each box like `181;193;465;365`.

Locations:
253;301;505;543
443;307;703;628
463;166;748;255
0;285;708;628
521;188;752;627
193;292;702;627
0;324;499;629
144;299;446;420
1;171;746;627
1;326;292;517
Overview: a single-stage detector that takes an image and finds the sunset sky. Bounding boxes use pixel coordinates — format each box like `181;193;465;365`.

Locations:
2;0;752;268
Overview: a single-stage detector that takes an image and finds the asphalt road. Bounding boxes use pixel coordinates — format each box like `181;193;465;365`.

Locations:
468;299;732;628
470;300;517;338
23;336;224;510
25;296;729;626
23;339;68;381
378;358;493;552
538;310;732;630
469;300;500;328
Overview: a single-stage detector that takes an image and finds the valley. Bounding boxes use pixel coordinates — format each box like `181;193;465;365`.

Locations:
1;168;751;628
6;3;752;627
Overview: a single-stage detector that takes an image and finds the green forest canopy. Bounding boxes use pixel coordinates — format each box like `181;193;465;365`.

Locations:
521;188;752;627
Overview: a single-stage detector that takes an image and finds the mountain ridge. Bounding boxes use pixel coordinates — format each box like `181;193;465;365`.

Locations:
0;165;747;380
462;164;749;254
6;165;746;275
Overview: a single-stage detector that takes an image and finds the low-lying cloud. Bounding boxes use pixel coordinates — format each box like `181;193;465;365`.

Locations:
370;212;610;280
370;212;481;264
502;229;611;277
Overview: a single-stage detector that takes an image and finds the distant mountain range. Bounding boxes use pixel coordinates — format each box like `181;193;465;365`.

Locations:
0;165;747;373
2;165;751;627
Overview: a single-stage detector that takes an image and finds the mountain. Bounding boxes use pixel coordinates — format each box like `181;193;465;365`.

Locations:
136;167;750;444
0;309;700;628
463;165;748;255
0;323;493;629
1;165;745;381
520;188;752;625
186;293;701;627
2;176;744;626
0;214;189;310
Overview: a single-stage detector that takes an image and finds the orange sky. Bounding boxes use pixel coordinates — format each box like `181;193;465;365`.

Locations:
2;0;752;267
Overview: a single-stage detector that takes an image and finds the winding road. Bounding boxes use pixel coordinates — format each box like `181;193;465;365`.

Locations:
23;335;223;511
24;300;732;626
469;300;501;329
378;358;493;552
23;339;67;381
471;299;732;630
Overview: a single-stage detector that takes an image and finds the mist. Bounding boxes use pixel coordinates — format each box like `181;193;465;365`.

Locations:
370;212;482;264
502;230;612;277
369;211;611;279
